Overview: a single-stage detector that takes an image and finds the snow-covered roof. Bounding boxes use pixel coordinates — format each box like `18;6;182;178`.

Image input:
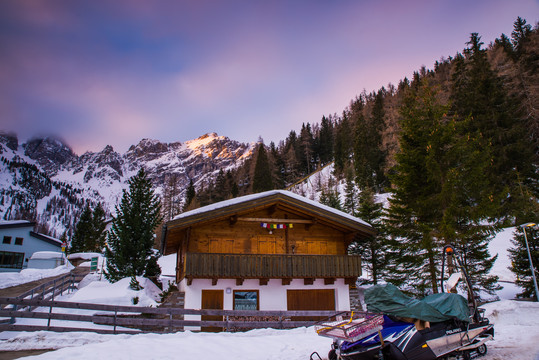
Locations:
0;220;35;229
29;251;65;260
0;220;32;225
173;190;371;227
29;231;63;247
67;252;102;260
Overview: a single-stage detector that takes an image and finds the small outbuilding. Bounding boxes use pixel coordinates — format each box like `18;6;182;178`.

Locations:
27;251;67;269
0;220;64;272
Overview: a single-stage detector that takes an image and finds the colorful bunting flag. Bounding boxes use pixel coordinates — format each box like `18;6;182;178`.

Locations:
259;222;294;229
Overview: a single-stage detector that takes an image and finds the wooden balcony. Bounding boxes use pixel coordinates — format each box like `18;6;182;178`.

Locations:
183;253;361;282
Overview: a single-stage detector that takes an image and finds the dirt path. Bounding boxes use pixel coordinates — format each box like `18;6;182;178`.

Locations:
0;349;52;359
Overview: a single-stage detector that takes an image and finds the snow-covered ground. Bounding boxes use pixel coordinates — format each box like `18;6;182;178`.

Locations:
0;264;73;290
0;228;538;359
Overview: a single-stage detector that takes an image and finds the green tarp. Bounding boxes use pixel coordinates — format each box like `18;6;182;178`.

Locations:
364;284;470;322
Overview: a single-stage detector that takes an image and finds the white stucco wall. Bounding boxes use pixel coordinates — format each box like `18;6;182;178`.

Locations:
181;278;350;330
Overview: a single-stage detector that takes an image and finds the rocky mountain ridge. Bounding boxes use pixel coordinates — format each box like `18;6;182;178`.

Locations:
0;132;255;237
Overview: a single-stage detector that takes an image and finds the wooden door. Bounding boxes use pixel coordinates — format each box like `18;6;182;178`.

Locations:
201;290;224;332
257;236;276;254
287;289;335;321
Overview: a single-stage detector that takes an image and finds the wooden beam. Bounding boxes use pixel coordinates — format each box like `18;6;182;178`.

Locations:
236;278;244;286
212;278;218;286
259;278;269;286
237;217;314;224
229;215;238;226
324;278;336;285
281;278;291;286
186;277;193;286
344;278;356;285
304;278;314;285
305;218;317;231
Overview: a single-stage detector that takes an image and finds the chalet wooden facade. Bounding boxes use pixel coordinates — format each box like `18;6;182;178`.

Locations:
162;190;374;327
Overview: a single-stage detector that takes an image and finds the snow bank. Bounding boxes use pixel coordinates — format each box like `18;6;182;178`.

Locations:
0;264;73;289
68;276;161;307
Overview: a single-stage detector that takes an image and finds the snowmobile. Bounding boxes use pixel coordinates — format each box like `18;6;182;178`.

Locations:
311;245;494;360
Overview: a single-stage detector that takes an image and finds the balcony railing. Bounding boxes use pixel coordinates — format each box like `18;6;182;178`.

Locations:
184;253;361;279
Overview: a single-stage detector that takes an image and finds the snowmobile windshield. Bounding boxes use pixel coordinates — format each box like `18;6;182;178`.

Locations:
365;284;470;323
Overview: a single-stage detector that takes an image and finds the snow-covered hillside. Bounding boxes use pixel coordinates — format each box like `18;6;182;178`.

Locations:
0;132;255;237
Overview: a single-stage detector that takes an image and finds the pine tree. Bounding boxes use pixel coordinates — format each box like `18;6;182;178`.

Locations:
511;16;532;58
252;143;273;193
70;202;107;253
319;116;334;165
299;123;315;174
509;226;539;299
183;179;196;211
349;187;389;284
91;202;107;251
342;170;358;216
70;205;93;253
105;168;162;283
386;80;499;296
334;113;352;174
319;177;341;211
451;33;534;219
213;169;227;202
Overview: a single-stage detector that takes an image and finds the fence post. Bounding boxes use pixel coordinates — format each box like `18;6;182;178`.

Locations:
47;302;53;328
10;304;17;324
169;309;173;333
279;315;283;329
225;315;229;332
52;280;56;301
114;309;117;334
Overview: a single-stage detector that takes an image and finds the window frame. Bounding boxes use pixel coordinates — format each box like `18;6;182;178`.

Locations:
0;251;25;269
2;236;11;244
233;290;260;311
14;237;23;245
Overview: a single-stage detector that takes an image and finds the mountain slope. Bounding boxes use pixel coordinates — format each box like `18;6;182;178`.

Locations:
0;132;255;237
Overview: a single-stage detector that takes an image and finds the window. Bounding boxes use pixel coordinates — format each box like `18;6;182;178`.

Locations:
0;251;25;269
233;290;259;310
14;237;23;245
2;236;11;244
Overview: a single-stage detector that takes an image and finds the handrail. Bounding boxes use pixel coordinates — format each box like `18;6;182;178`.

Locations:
184;253;362;279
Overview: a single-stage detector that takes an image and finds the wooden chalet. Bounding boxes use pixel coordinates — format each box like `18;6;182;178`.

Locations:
162;190;374;325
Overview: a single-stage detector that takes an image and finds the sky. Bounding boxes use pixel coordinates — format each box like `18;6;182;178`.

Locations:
1;0;538;154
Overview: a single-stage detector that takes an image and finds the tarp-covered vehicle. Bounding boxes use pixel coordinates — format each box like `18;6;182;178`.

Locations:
312;246;494;360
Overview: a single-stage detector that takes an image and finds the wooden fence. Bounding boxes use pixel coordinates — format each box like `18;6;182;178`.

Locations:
0;297;342;334
16;272;86;302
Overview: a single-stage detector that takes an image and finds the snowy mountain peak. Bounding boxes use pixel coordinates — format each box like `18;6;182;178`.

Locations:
185;132;223;150
1;132;255;238
0;132;18;152
22;136;76;176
